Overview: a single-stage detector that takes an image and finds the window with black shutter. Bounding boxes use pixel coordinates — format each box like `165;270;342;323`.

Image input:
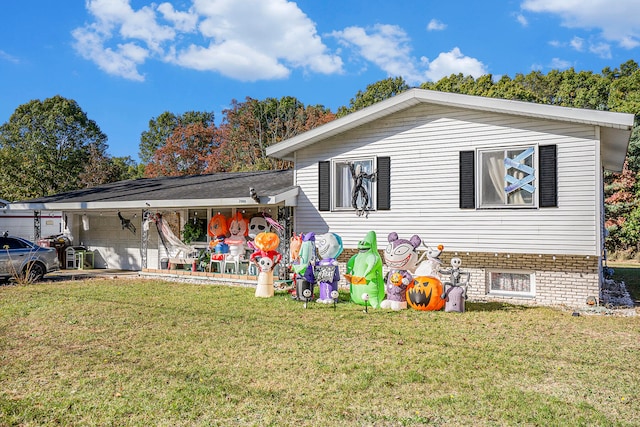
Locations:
461;144;558;210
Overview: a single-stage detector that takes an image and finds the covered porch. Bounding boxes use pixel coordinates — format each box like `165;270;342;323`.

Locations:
10;170;298;279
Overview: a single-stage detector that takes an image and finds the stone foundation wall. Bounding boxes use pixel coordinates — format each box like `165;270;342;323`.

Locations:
337;250;600;308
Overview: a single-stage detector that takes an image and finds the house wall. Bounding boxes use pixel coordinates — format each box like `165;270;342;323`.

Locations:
293;103;603;307
74;212;144;270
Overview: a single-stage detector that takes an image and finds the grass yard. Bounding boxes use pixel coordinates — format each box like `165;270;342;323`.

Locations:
1;279;639;426
609;261;640;303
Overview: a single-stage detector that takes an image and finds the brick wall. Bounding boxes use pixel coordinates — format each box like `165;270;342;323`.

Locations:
336;249;600;308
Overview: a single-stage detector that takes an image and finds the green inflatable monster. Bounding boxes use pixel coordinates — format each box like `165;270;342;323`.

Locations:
346;231;385;308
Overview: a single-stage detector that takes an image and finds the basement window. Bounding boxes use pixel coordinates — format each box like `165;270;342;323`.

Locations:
487;270;535;296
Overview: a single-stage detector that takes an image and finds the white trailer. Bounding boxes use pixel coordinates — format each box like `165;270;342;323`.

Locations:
0;201;62;241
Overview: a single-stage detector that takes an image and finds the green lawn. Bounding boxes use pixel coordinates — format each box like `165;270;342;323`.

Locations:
1;279;639;426
609;261;640;303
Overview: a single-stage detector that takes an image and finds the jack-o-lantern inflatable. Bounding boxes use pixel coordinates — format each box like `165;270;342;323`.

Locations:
406;276;445;311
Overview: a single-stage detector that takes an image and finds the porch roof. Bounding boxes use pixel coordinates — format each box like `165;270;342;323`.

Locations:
10;169;297;211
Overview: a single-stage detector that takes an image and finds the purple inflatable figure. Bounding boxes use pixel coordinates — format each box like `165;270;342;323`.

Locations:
314;232;344;304
380;232;422;310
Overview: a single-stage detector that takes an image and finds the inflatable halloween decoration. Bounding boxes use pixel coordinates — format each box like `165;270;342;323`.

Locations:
225;212;249;265
314;232;344;304
349;162;377;217
407;276;446;311
250;232;282;298
291;232;317;301
208;213;229;238
248;214;271;239
414;244;444;277
408;242;446;311
290;233;303;264
380;233;421;310
439;257;470;313
207;213;229;259
345;231;384;308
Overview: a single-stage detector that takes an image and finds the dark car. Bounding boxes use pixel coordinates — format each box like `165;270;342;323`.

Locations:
0;236;60;282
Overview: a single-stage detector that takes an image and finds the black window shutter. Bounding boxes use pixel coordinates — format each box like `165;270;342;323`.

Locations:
539;144;558;208
318;161;331;211
459;151;475;209
377;157;391;210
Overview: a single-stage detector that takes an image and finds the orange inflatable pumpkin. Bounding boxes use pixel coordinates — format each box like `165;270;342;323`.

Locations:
254;232;280;252
406;276;445;311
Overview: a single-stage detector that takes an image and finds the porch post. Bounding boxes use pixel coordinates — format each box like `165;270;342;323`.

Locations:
33;210;41;241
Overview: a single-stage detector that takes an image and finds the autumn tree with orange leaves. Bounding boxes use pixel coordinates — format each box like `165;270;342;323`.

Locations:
145;122;219;177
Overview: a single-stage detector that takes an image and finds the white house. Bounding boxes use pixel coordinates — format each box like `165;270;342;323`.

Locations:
266;89;634;307
11;89;634;307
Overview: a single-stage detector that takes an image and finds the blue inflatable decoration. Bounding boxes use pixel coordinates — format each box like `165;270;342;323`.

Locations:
314;232;343;304
345;231;384;308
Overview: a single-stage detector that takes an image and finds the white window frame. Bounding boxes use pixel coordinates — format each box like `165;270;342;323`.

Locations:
331;157;376;212
477;145;538;209
486;269;535;297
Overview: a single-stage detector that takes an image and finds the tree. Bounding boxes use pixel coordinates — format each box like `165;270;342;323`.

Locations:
145;122;219;177
0;95;108;201
213;97;335;172
139;111;215;164
337;77;410;117
78;152;143;187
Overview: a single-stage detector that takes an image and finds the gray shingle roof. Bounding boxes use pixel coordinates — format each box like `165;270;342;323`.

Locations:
13;169;296;210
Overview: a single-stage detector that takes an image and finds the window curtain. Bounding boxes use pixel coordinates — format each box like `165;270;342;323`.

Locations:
482;152;505;205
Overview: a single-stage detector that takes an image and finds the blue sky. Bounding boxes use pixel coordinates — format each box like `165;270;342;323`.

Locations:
1;0;639;161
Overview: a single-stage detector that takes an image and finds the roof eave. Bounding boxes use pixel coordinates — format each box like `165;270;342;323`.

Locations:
9;187;300;211
266;88;635;160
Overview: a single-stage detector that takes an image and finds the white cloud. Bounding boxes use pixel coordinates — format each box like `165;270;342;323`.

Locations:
569;36;584;51
515;14;528;27
589;42;612;59
187;0;342;80
549;57;572;69
332;24;425;83
72;25;148;81
157;2;198;33
427;19;446;31
522;0;640;48
73;0;342;82
0;50;19;64
423;48;488;81
332;24;487;84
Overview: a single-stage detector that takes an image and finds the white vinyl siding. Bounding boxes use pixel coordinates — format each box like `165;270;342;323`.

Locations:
294;104;600;256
